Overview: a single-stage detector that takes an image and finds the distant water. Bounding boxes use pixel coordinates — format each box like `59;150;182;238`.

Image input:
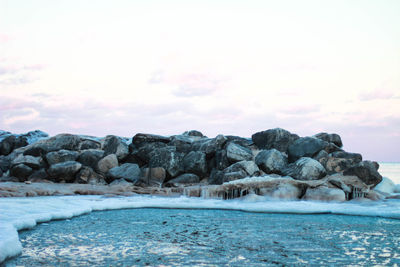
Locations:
5;209;400;266
379;162;400;184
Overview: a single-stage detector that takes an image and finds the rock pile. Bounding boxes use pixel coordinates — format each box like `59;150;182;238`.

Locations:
0;128;384;201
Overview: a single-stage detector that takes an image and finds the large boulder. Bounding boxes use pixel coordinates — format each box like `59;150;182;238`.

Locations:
97;154;119;174
343;161;382;186
288;137;328;162
208;169;224;185
46;150;79;165
27;169;49;182
191;135;227;157
283;157;326;180
0;135;16;155
224;160;260;176
108;163;141;183
102;135;129;161
131;142;168;165
24;134;81;156
132;133;170;147
251;128;299;152
314;133;343;148
255;149;287;174
140;167;166;187
165;173;200;186
10;164;33;181
302;186;346;202
182;130;204;138
77;149;105;169
80;139;101;150
0;156;11;172
75;166;106;185
226;142;253;163
47;161;82;182
214;149;230;170
183;151;207;177
11;154;42;169
149;146;184;178
168;135;193;153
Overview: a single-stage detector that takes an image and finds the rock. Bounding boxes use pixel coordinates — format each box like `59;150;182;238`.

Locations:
330;151;362;163
283;157;326;180
214;149;230;170
0;156;11;172
97;154;119;174
27;169;49;181
168;135;193;153
165;173;200;186
140;167;166;187
191;135;227;157
226;142;253;163
109;178;132;186
10;164;33;181
108;163;141;183
182;130;204;137
80;139;101;150
222;169;248;183
251;128;299;152
225;136;253;148
24;134;81;156
46;150;79;165
343;160;382;186
255;149;287;174
259;182;301;200
365;190;386;201
11;155;42;169
75;166;106;185
0;135;16;155
132;133;170;147
208;169;224;185
224;160;260;176
102;135;129;161
47;161;82;182
14;136;29;150
149;146;184;178
314;132;343;147
183;151;208;177
302;186;346;202
77;149;105;169
288;137;328;162
314;150;329;164
325;173;369;192
131;142;168;164
371;177;395;194
0;168;2;177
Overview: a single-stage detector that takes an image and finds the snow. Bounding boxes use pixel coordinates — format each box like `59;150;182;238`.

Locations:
1;195;400;263
374;177;396;194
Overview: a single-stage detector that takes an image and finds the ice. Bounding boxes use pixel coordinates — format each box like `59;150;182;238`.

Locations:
1;195;400;263
374;177;396;194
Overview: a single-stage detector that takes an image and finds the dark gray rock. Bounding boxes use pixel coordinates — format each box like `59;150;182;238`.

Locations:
10;164;33;181
283;157;326;180
225;136;253;148
208;169;224;185
223;169;249;183
330;151;362;163
0;155;10;172
182;130;204;137
191;135;227;157
224;160;260;176
149;146;184;178
24;134;81;156
183;151;207;177
132;133;170;147
214;149;230;170
97;154;119;174
343;160;382;186
168;135;193;153
314;132;343;147
27;169;49;181
11;155;42;169
165;173;200;186
255;149;288;174
226;142;253;163
46;150;79;165
288;137;328;162
109;178;132;186
140;167;166;187
132;142;168;164
251;128;299;152
14;136;29;150
108;163;141;183
47;161;82;182
75;166;106;185
102;135;129;160
80;139;101;150
0;135;16;155
0;168;3;177
77;149;105;169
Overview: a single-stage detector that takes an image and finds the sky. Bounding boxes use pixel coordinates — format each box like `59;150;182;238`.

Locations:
0;0;399;162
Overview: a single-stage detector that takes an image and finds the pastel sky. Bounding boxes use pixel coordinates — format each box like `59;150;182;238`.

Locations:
0;0;399;162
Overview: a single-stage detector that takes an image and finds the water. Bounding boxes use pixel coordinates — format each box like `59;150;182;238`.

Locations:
5;208;400;266
379;162;400;184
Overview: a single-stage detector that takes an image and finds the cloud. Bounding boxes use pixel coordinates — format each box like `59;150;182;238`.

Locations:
278;105;321;115
359;89;395;101
0;33;13;43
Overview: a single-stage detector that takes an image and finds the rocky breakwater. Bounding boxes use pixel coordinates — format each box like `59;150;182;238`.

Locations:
0;128;393;201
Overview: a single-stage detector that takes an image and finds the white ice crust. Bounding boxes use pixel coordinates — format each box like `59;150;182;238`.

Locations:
1;195;400;263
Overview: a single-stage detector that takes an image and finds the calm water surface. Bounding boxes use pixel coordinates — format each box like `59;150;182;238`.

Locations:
5;208;400;266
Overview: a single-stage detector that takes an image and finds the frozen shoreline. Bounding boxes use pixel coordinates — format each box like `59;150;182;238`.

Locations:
1;194;400;263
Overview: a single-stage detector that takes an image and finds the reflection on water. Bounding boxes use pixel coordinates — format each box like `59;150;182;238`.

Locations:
6;209;400;266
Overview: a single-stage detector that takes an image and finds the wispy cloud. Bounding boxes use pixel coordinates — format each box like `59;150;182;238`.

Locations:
359;89;395;101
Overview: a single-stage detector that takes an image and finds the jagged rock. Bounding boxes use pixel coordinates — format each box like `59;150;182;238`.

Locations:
165;173;200;186
214;149;230;170
140;167;166;187
325;173;368;192
191;135;227;157
259;182;302;200
77;149;105;169
0;135;16;155
182;130;204;137
225;136;253;148
226;142;253;163
132;133;170;147
11;155;42;169
208;169;224;185
255;149;287;174
0;168;2;177
251;128;299;152
47;161;82;182
343;161;382;186
97;154;118;174
131;142;168;164
24;134;81;156
314;150;329;164
108;163;141;183
75;166;106;185
149;146;184;178
183;151;207;177
46;150;79;165
10;164;33;181
168;135;193;153
80;139;101;150
0;156;10;172
330;151;362;162
224;160;260;176
102;135;129;160
223;169;249;183
283;157;326;180
288;137;328;162
314;132;343;147
302;186;346;202
27;169;49;181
